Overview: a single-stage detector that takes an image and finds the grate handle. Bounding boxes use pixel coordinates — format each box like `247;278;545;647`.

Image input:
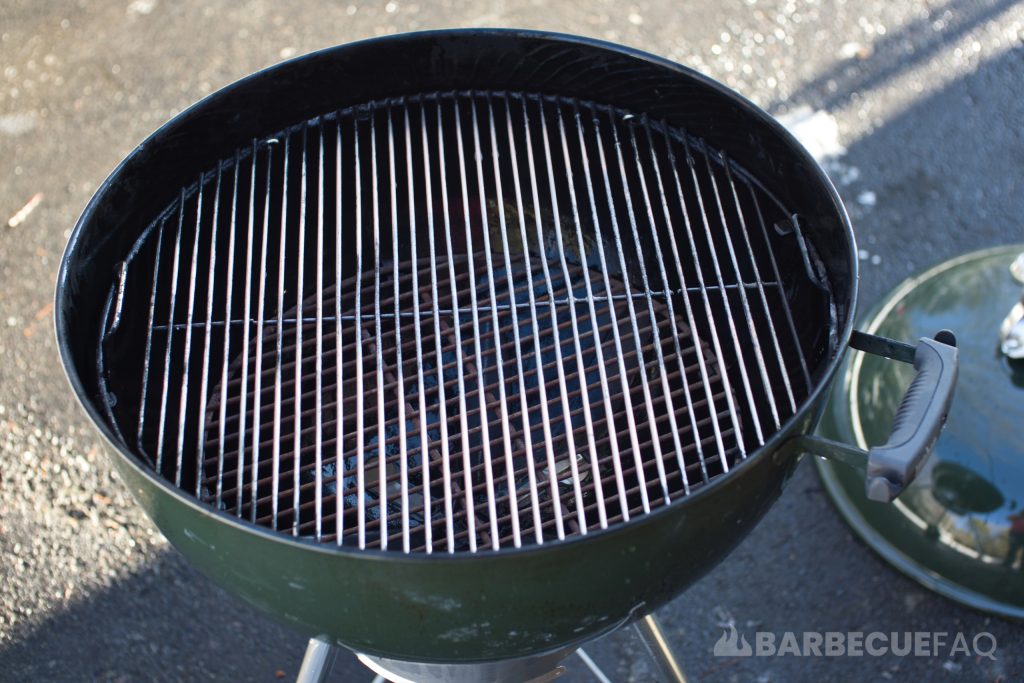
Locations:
862;331;958;502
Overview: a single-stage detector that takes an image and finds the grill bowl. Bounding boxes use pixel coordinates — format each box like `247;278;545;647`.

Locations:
57;29;858;662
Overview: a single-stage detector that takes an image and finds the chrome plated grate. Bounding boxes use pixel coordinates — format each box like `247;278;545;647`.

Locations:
99;90;817;554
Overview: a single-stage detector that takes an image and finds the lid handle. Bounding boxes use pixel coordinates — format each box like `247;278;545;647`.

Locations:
791;330;958;504
864;331;959;502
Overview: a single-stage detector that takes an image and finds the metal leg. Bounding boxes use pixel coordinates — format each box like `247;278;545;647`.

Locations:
575;648;613;683
296;637;338;683
633;614;690;683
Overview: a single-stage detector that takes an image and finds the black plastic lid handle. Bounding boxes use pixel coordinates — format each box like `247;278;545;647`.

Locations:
864;331;959;502
788;330;959;504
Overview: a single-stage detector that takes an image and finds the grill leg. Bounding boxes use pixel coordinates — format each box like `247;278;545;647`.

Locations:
633;614;690;683
296;637;338;683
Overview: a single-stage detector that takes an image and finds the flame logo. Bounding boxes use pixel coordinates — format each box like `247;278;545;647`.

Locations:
713;623;753;657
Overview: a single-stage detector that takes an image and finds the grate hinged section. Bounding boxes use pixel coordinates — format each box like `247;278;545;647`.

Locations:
100;90;818;554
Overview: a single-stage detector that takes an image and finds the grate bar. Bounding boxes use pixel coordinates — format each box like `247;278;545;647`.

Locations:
151;278;778;342
149;281;779;328
334;121;346;544
147;282;781;330
314;124;326;539
250;142;273;523
153;195;183;477
137;219;165;454
271;135;290;530
194;165;222;498
387;108;412;552
421;98;456;553
175;177;205;488
214;159;240;507
371;114;388;549
353;118;366;549
405;106;432;552
291;125;308;538
233;144;256;515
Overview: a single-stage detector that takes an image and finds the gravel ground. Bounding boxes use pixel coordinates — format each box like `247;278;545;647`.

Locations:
1;1;1022;681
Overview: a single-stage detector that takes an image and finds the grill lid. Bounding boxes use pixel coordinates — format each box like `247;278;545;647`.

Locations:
816;245;1024;620
98;90;825;554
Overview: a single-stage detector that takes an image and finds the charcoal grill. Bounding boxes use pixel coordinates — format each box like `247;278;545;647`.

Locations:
57;30;959;682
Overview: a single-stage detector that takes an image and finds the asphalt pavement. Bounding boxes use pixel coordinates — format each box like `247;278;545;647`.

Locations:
1;1;1023;681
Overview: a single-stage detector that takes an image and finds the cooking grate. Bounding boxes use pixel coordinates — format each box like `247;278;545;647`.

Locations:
99;90;817;554
203;256;736;552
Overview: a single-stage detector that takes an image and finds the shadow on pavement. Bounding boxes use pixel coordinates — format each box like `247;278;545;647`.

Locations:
834;42;1024;304
0;548;367;682
767;0;1018;114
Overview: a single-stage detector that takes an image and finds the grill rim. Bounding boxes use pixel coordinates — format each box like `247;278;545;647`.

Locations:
56;28;858;563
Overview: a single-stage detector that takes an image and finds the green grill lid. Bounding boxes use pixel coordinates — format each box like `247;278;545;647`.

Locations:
815;245;1024;619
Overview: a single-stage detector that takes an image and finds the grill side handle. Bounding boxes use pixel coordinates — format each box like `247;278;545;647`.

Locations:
789;330;959;503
